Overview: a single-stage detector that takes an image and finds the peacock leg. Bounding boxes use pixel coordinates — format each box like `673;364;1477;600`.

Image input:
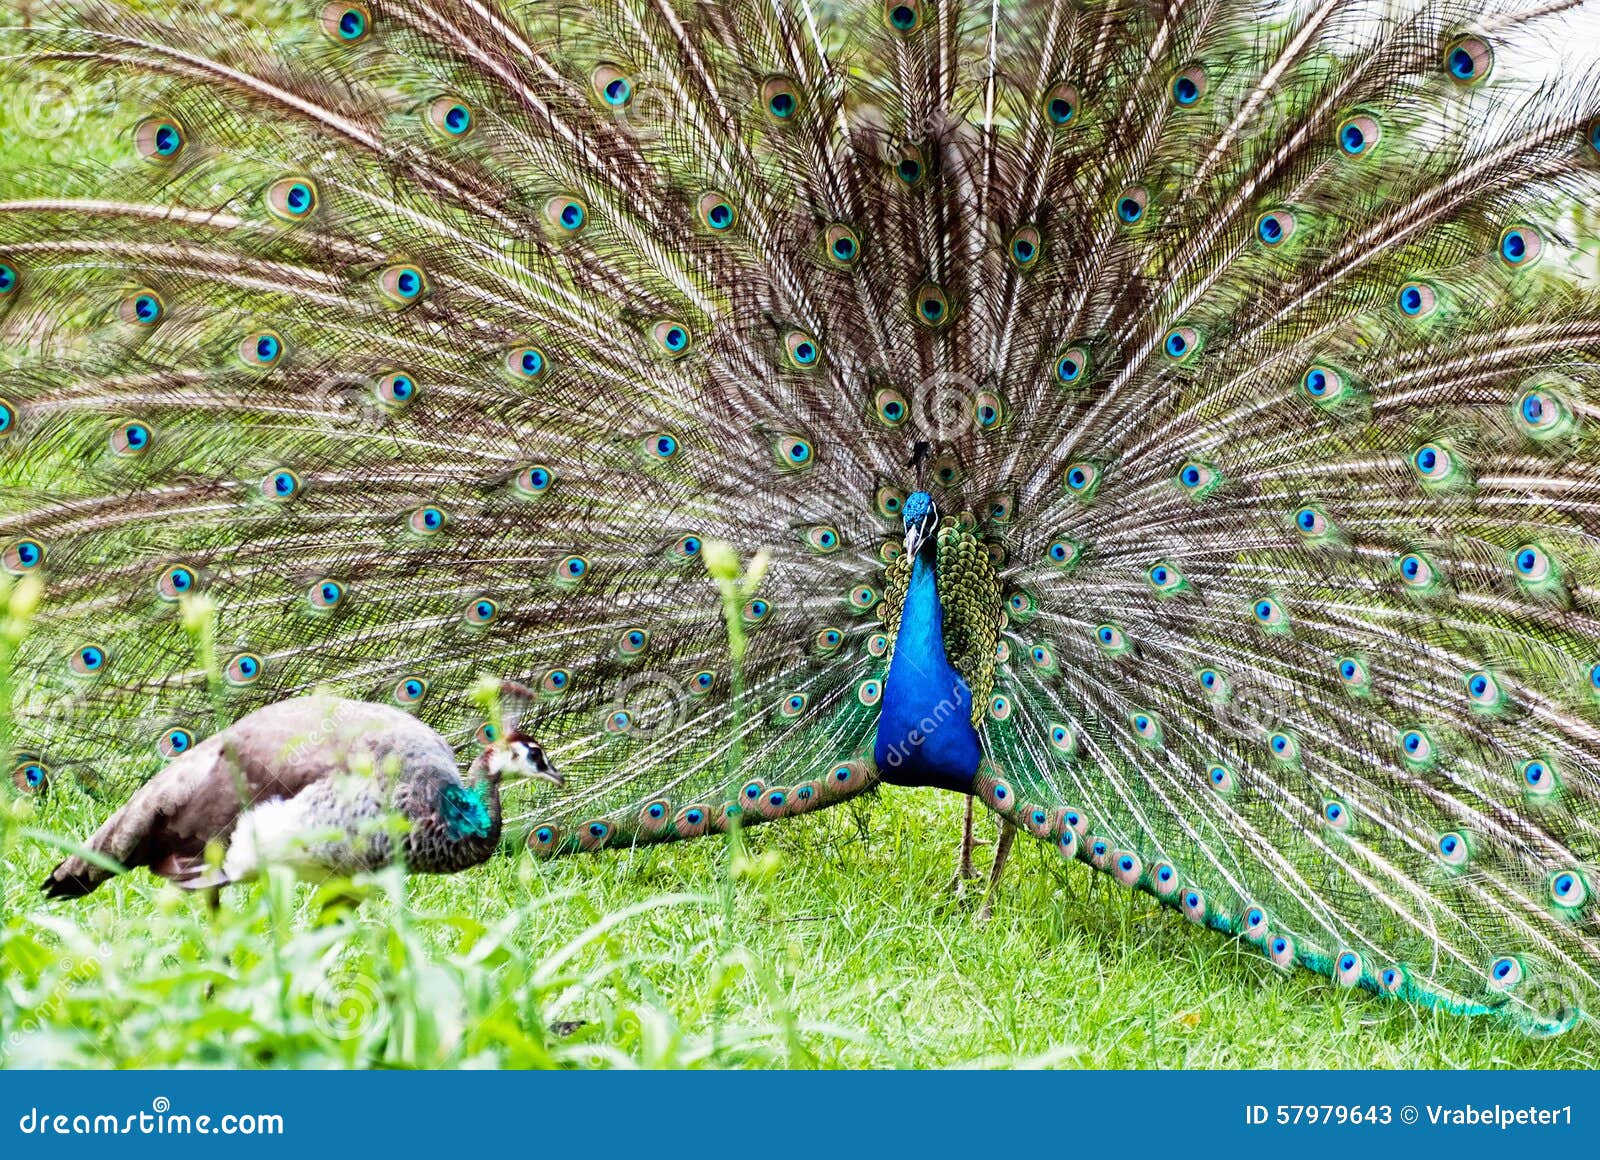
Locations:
976;819;1017;922
949;795;982;895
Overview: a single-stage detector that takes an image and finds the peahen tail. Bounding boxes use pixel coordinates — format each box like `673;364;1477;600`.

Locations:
4;0;1600;1033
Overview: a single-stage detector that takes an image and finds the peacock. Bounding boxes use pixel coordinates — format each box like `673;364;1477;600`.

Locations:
39;688;563;895
3;0;1600;1036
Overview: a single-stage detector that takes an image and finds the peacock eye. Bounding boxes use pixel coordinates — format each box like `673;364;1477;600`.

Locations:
504;345;550;382
110;420;153;457
776;435;814;470
1163;326;1199;360
1551;870;1588;908
1171;64;1206;106
158;726;195;758
1255;210;1296;246
1323;799;1352;831
1397;281;1438;318
876;486;905;518
849;584;879;610
867;632;889;657
883;0;922;33
556;554;589;584
541;668;571;694
1129;710;1161;744
760;76;801;122
650;319;692;358
989;694;1013;720
134;116;186;161
1464;670;1503;708
822;223;861;268
743;597;771;624
871;388;909;427
1176;460;1219;494
805;525;841;553
1336;114;1380;156
913;283;951;327
591;64;634;108
1053;346;1088;386
671;534;702;561
1043;81;1079;127
309;579;344;610
1301;364;1346;404
427;97;474;137
1396;552;1436;589
974;392;1005;430
783;329;821;370
1008;226;1042;270
1488;956;1523;991
1030;643;1056;670
781;692;809;717
263;469;301;501
1514;386;1569;438
1267;730;1298;762
238;330;284;368
696;191;736;232
1444;36;1492;84
408;505;446;534
0;398;13;443
1521;756;1558;796
644;432;679;461
1049;724;1075;754
1411;442;1455;483
1437;831;1470;868
0;261;16;298
544;195;588;237
1337;656;1369;691
1115;185;1148;226
1252;596;1286;628
1511;543;1553;583
515;464;554;495
894;144;926;186
378;263;428;307
1094;623;1127;652
1147;562;1184;593
1063;461;1100;496
618;627;649;655
465;597;497;625
3;536;45;575
1184;889;1207;923
225;651;263;685
266;176;320;221
1207;764;1235;793
1381;966;1407;994
1335;950;1363;986
815;627;844;652
393;676;428;705
1242;906;1268;937
1294;506;1330;537
1498;224;1541;268
321;3;371;42
1197;667;1229;699
120;289;164;327
690;669;715;694
69;643;108;677
1399;726;1434;766
1046;538;1081;568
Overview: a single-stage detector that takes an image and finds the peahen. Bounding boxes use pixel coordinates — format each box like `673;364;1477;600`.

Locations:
3;0;1600;1035
39;689;563;895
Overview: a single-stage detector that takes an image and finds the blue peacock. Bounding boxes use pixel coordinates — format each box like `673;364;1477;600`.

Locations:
3;0;1600;1034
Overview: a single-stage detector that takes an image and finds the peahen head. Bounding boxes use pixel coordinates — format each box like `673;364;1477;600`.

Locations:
902;489;940;558
488;732;564;787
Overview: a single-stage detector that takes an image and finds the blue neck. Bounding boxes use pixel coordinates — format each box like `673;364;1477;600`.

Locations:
438;782;494;840
873;551;982;793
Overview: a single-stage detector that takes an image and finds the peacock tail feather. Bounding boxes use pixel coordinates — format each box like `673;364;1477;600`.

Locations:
4;0;1600;1033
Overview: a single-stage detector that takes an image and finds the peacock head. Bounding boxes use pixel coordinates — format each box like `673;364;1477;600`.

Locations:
902;490;940;558
488;732;564;787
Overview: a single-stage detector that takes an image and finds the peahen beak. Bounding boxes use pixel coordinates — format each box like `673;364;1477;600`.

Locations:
496;738;565;787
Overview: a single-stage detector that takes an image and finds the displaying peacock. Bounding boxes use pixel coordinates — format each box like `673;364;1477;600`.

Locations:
4;0;1600;1036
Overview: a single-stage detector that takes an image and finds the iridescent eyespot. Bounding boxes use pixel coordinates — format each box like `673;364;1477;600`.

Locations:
805;525;841;554
1242;906;1269;939
1162;327;1199;360
591;64;633;108
1063;461;1100;497
856;679;882;707
225;652;263;685
1294;506;1330;538
0;398;15;441
876;486;906;518
1267;730;1298;762
776;436;814;469
1043;82;1079;126
783;329;821;370
392;676;428;705
545;196;588;235
1112;850;1142;885
1182;889;1207;923
815;627;844;653
151;563;195;602
1323;800;1352;831
1521;757;1558;797
263;469;300;501
1437;831;1470;867
1588;116;1600;157
1465;670;1503;709
1197;667;1229;700
1115;186;1147;226
1053;346;1088;386
1514;387;1570;438
1049;724;1075;755
0;262;16;298
1256;210;1296;246
1268;935;1297;969
696;191;736;232
743;598;771;624
1009;226;1042;270
972;392;1005;431
1207;764;1235;793
913;283;951;327
1337;114;1379;156
1589;661;1600;694
780;692;808;718
849;584;878;611
1511;543;1553;583
69;643;108;677
1551;870;1588;909
1252;596;1286;628
894;144;926;186
504;345;550;382
528;825;560;854
12;759;48;792
644;432;679;461
1334;951;1363;987
515;465;554;495
1397;552;1436;589
668;534;703;563
1029;643;1056;670
872;388;909;427
111;420;153;457
321;3;371;42
1007;591;1036;619
427;97;474;137
1046;538;1081;569
541;668;571;694
867;632;889;657
408;505;446;534
556;555;589;584
120;289;164;327
989;694;1012;721
651;319;692;358
134;116;185;161
1301;364;1347;404
3;537;45;575
618;628;649;655
931;454;961;487
690;670;715;695
158;726;195;759
1411;442;1454;483
308;579;344;610
1380;966;1407;995
822;223;862;268
1498;225;1541;267
1171;64;1206;106
1094;623;1127;652
883;0;922;33
266;177;319;222
238;330;284;368
1130;711;1161;744
378;263;428;306
465;598;497;625
1399;727;1434;766
761;76;801;122
1444;36;1491;84
1176;460;1218;494
1397;281;1437;318
376;371;417;406
1336;656;1369;692
1488;956;1523;990
1147;562;1184;594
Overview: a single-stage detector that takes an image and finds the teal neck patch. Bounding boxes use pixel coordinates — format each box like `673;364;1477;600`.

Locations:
438;783;494;840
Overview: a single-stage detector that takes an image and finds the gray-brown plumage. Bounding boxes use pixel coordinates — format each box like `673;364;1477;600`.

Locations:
40;695;561;897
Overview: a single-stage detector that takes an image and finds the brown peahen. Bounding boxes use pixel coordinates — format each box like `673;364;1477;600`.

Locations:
4;0;1600;1034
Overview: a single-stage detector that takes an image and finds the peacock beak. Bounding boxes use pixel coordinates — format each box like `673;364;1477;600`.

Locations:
904;512;936;559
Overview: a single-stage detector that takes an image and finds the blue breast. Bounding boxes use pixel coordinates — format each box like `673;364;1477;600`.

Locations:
874;553;983;792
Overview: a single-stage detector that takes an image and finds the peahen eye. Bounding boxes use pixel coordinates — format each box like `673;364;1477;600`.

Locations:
504;345;550;382
378;264;428;307
1043;81;1079;126
650;319;692;358
545;196;589;235
3;537;45;575
393;676;428;704
120;289;164;326
883;0;923;33
1009;226;1042;270
427;97;474;137
696;191;737;232
761;76;801;121
225;652;264;685
321;3;372;42
1163;327;1199;359
1054;346;1088;385
591;64;634;108
238;330;284;368
1171;65;1206;106
1498;225;1541;267
266;177;319;221
111;420;153;457
913;283;951;327
158;726;195;758
783;329;821;370
134;116;186;161
1397;281;1437;318
822;223;862;268
515;464;555;495
376;371;417;407
1115;186;1148;226
1511;543;1553;583
1255;210;1295;246
408;505;446;534
1444;36;1492;84
309;579;344;610
1336;114;1380;156
263;469;301;500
